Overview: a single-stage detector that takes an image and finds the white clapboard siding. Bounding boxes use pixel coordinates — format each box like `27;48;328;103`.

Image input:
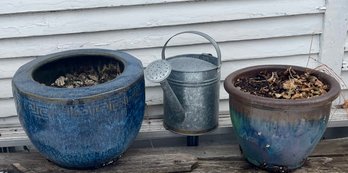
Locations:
319;0;348;75
0;0;193;15
0;35;320;79
0;14;323;60
341;52;348;82
336;3;348;99
340;52;348;98
0;78;12;98
0;99;16;118
0;0;324;40
0;58;35;79
346;33;348;52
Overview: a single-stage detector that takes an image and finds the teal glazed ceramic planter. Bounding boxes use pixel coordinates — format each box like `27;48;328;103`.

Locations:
224;65;340;171
12;49;145;169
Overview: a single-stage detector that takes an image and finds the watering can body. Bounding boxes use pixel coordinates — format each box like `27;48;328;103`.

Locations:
161;31;221;135
164;54;220;135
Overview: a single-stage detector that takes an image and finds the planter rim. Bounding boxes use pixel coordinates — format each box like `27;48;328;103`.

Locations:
12;49;143;101
224;65;341;108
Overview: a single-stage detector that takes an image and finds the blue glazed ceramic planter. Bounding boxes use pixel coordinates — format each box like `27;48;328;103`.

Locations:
12;49;145;169
224;65;340;171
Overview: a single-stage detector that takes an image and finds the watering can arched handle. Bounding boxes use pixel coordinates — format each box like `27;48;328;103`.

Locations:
161;31;222;67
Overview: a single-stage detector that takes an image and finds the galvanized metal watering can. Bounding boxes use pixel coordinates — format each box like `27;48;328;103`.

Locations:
145;31;221;135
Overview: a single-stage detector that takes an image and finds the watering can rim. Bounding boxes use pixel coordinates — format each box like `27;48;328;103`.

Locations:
166;54;220;73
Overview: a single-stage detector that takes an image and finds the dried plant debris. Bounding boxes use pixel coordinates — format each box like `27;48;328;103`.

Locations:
235;67;329;99
336;100;348;109
51;63;122;88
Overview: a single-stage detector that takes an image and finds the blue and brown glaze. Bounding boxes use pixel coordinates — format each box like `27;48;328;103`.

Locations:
224;65;340;171
12;49;145;169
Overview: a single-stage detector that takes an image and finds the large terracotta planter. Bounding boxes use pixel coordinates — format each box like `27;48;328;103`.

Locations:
224;65;340;171
12;49;145;169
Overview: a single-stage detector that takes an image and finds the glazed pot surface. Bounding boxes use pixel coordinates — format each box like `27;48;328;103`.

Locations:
224;65;340;171
12;49;145;169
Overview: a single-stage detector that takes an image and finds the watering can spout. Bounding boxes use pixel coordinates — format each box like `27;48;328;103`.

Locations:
160;80;185;122
144;60;186;122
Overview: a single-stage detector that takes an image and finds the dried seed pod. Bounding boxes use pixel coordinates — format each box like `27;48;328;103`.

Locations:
282;92;291;99
54;76;66;87
291;92;303;99
88;74;98;81
282;79;297;90
274;93;282;98
84;79;95;86
267;72;277;83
